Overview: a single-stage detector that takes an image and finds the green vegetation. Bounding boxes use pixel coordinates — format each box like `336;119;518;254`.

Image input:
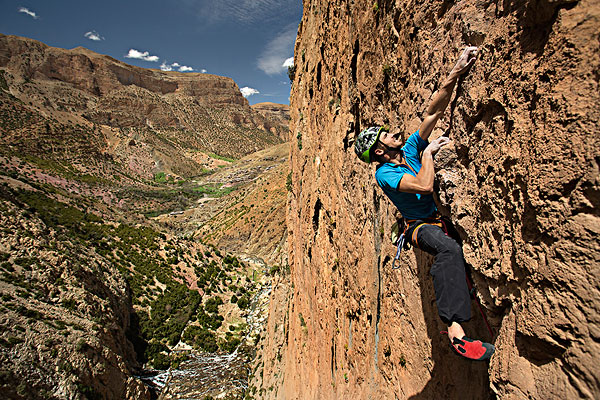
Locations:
382;64;392;77
183;325;218;352
75;383;100;400
154;172;168;183
220;333;241;353
287;65;296;83
0;185;201;368
299;313;306;327
0;100;38;131
236;294;250;310
286;172;293;192
193;183;237;198
268;265;279;276
399;354;407;367
0;146;262;377
207;152;236;163
205;296;223;313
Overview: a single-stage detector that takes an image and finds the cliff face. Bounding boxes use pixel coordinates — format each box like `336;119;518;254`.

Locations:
251;102;291;141
256;0;599;398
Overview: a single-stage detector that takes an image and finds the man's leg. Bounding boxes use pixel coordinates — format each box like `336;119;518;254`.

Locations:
414;224;471;327
414;224;495;360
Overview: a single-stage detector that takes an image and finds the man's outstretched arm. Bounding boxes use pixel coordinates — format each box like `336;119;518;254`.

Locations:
419;46;478;141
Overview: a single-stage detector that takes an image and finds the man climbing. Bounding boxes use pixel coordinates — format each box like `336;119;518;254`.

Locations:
354;46;495;361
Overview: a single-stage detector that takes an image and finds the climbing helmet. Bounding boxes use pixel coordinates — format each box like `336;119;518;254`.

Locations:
355;126;385;163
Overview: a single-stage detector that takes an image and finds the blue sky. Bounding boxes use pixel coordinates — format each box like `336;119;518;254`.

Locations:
0;0;302;105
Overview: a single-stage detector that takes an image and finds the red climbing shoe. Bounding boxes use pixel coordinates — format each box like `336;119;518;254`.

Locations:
450;336;495;361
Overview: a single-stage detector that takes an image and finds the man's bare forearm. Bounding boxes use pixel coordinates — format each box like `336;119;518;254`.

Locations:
397;148;435;194
416;149;435;192
425;72;460;117
418;47;478;140
397;136;450;194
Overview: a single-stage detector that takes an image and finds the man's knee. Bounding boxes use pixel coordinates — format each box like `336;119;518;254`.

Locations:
440;235;462;256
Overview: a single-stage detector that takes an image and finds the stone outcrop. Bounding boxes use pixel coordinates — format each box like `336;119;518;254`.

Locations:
254;0;599;399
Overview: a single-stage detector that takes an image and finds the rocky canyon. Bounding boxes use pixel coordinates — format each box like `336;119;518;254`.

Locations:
0;34;289;399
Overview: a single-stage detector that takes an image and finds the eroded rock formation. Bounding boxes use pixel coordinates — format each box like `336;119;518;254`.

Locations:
254;0;599;398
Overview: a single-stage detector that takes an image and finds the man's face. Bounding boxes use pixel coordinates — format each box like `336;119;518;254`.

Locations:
378;131;403;150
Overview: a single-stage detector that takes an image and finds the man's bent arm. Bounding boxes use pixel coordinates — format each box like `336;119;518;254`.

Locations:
397;136;451;194
418;47;478;141
397;148;435;194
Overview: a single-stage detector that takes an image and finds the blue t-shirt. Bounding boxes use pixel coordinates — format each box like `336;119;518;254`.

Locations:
375;130;437;220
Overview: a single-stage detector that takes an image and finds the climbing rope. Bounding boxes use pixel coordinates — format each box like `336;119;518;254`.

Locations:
465;273;495;339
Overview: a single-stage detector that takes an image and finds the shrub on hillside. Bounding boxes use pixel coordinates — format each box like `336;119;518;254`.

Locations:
236;294;250;310
183;326;218;352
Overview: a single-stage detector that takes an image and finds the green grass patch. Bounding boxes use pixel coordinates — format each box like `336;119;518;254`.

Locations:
207;152;236;163
154;172;167;183
192;183;236;197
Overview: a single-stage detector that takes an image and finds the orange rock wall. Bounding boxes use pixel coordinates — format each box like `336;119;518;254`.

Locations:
260;0;599;398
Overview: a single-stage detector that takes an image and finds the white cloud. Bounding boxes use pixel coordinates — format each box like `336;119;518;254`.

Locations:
84;31;104;41
159;61;195;72
257;24;298;75
240;87;259;97
200;69;207;73
125;49;160;62
18;7;39;19
282;57;294;68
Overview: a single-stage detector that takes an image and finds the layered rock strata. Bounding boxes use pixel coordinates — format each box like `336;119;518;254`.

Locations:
255;0;599;399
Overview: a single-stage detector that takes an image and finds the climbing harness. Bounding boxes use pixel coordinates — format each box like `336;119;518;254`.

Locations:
390;212;446;269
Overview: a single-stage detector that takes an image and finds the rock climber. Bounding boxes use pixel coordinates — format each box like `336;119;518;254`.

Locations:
354;46;495;361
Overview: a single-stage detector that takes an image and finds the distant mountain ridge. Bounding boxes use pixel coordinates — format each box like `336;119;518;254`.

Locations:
251;102;290;141
0;33;288;163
